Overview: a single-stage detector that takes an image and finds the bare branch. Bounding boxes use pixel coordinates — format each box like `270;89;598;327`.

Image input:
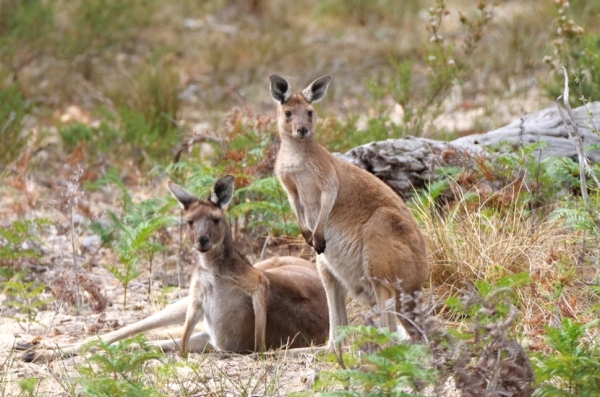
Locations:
173;133;226;163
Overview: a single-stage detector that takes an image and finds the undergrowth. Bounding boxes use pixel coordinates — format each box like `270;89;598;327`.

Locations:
533;318;600;397
307;280;534;396
0;82;31;169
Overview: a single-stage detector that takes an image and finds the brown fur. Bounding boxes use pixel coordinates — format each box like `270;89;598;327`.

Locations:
270;75;429;344
21;177;328;363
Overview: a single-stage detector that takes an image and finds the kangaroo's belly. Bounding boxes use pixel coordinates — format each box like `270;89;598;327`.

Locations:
202;285;254;353
320;226;376;306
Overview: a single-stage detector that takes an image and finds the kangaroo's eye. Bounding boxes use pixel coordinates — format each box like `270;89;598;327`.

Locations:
187;220;193;227
284;111;292;118
308;110;313;117
213;218;221;225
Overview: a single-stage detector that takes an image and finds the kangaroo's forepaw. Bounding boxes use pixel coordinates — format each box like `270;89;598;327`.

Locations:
313;234;326;254
301;228;314;247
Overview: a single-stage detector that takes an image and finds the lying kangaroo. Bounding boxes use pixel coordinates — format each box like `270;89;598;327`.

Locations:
269;75;429;345
22;176;328;363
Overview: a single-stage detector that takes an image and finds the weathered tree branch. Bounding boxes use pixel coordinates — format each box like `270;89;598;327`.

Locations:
335;102;600;197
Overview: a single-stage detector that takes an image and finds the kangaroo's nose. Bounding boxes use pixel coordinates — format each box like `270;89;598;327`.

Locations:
198;235;210;247
297;126;308;137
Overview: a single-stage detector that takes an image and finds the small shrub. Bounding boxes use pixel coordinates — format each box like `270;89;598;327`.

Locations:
58;105;179;167
104;209;175;309
0;218;51;331
419;141;597;213
16;377;38;397
0;218;51;275
533;318;600;397
320;115;395;153
365;0;495;138
231;177;299;237
117;106;180;165
316;0;421;26
0;0;54;75
0;82;31;169
307;282;534;396
75;334;164;397
313;325;435;396
56;0;157;81
543;0;600;105
107;60;180;138
1;274;49;331
550;188;600;237
58;123;95;154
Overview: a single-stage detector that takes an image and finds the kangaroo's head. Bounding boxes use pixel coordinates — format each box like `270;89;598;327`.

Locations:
269;75;331;140
168;176;234;253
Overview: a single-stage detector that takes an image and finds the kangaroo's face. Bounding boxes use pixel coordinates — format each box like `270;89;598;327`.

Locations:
269;75;332;140
184;202;226;253
169;176;235;253
277;95;316;140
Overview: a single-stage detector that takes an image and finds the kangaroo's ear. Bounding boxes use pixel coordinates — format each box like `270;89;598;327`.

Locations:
210;175;234;208
269;75;291;104
301;75;331;103
168;181;198;211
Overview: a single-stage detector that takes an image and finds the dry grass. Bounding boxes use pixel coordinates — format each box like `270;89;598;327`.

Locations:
413;190;599;346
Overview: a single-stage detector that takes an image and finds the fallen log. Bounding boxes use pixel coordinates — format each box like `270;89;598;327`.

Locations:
335;102;600;197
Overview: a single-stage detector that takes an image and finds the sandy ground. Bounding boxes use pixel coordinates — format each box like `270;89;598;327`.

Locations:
0;267;329;396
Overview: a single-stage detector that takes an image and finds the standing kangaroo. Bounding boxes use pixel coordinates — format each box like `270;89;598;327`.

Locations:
269;75;428;345
22;176;328;363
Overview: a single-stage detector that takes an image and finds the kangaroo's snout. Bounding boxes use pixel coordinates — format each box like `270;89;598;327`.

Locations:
197;235;211;251
297;126;309;138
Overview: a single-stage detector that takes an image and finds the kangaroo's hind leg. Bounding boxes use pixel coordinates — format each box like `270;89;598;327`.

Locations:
22;297;190;363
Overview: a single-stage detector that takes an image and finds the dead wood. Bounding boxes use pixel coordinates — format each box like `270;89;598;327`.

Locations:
335;102;600;197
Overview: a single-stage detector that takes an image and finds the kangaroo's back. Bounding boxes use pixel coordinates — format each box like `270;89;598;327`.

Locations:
259;257;329;348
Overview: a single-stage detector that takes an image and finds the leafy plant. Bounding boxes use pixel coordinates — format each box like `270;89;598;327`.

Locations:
307;281;534;396
232;177;298;236
2;273;50;331
312;325;435;396
75;334;164;397
0;0;54;79
58;122;96;154
107;60;180;142
106;209;175;309
533;318;600;396
58;104;179;168
0;82;31;169
316;0;420;26
0;218;51;276
550;188;600;237
16;377;38;397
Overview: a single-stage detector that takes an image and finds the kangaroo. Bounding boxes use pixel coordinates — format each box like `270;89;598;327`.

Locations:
22;176;329;363
269;75;429;346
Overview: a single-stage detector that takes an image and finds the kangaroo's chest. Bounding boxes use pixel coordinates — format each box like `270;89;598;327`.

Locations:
277;156;324;228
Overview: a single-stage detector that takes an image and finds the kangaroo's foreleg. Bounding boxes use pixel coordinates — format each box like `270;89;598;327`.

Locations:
181;287;205;358
312;178;338;254
281;179;313;246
